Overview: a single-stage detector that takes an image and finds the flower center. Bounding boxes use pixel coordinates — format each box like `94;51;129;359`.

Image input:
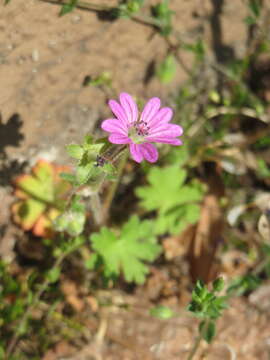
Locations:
128;120;150;144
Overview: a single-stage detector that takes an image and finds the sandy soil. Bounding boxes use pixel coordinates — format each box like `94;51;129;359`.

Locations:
0;0;247;162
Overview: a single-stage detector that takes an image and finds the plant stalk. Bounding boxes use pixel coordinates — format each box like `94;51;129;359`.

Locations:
187;332;202;360
102;149;128;223
5;253;66;359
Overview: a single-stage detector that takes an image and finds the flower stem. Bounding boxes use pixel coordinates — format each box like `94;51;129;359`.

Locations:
39;0;112;12
187;332;202;360
5;253;66;359
39;0;162;28
102;149;128;223
187;321;207;360
90;192;103;226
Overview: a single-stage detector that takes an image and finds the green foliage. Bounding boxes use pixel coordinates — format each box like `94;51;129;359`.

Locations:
0;261;25;333
59;0;78;16
182;38;205;63
199;320;216;344
244;0;261;25
156;54;177;84
84;71;112;88
135;165;204;234
46;267;61;284
188;279;227;321
54;235;86;257
118;0;144;18
152;0;174;36
65;135;117;187
188;279;227;344
89;216;161;284
256;158;270;178
253;135;270;149
227;274;261;296
150;305;174;319
212;277;225;292
260;243;270;277
54;196;86;236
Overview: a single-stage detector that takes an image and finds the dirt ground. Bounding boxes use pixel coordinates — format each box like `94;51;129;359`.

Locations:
1;0;270;359
42;294;270;360
0;0;248;161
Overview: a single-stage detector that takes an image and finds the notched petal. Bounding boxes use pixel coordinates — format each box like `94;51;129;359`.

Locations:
108;133;130;144
148;107;173;128
129;143;143;163
140;143;158;163
101;118;127;135
108;100;127;124
140;97;161;125
119;92;138;124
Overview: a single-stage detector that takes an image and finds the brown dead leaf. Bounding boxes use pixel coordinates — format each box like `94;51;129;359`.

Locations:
188;194;223;283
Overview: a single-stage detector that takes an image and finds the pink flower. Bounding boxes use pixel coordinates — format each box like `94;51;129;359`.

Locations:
101;92;183;163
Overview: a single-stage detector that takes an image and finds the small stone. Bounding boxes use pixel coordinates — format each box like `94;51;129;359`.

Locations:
48;39;57;47
71;15;81;23
32;49;39;62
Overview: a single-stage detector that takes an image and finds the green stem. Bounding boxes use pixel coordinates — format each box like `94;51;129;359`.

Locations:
5;252;66;359
39;0;112;12
187;321;207;360
39;0;162;28
90;192;103;226
102;149;128;223
187;333;202;360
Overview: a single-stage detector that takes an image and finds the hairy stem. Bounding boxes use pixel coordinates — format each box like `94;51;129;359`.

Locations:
5;253;66;359
186;321;207;360
187;333;202;360
90;192;103;226
102;149;128;223
39;0;112;12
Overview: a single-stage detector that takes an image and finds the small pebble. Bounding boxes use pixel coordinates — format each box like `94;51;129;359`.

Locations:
32;49;39;62
48;39;57;47
71;15;81;23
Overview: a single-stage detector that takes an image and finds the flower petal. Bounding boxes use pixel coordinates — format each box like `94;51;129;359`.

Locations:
108;133;130;144
147;124;183;139
146;137;183;145
140;97;161;125
148;107;173;128
101;118;127;135
140;143;158;163
129;143;143;163
108;99;127;124
119;92;138;124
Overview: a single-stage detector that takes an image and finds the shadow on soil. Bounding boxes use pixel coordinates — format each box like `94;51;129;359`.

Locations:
0;113;24;157
0;113;26;186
